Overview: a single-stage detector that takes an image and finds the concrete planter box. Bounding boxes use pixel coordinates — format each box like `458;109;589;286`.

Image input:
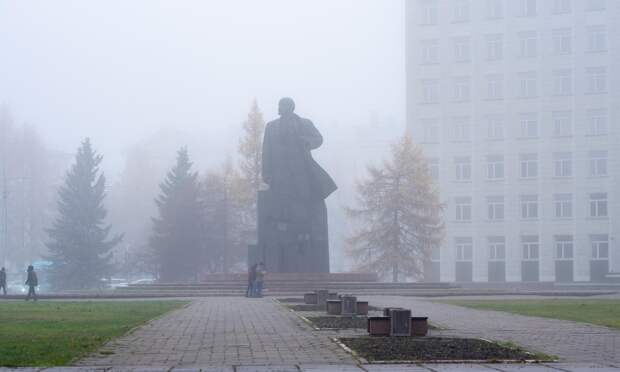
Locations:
304;293;318;304
383;307;404;317
368;316;391;336
356;301;369;315
326;300;342;315
411;316;428;336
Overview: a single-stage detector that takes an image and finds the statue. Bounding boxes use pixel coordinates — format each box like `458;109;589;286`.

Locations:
256;98;337;273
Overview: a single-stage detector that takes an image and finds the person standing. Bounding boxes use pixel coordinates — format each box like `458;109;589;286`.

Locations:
254;262;266;297
0;267;7;295
247;263;257;297
25;265;38;301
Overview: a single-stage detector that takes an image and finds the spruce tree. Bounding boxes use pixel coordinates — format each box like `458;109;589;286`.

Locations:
150;148;204;282
346;135;444;282
46;138;122;289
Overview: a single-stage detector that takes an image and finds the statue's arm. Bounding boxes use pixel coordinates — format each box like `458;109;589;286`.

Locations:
299;120;323;150
261;124;272;185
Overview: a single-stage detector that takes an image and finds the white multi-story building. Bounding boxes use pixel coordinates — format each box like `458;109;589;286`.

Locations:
406;0;619;282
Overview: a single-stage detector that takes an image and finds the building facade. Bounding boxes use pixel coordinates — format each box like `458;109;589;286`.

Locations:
406;0;619;282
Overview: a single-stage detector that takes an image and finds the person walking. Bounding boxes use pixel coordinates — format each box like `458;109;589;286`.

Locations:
25;265;38;301
247;263;257;297
254;262;266;298
0;267;7;295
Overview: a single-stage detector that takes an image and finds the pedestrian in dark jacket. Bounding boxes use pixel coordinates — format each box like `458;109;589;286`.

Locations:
254;262;266;298
25;265;38;301
0;267;6;295
247;264;257;297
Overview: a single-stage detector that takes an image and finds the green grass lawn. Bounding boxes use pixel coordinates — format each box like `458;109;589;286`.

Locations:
0;300;187;367
442;299;620;330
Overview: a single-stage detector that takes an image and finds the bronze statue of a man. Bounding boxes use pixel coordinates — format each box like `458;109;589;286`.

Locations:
257;98;337;273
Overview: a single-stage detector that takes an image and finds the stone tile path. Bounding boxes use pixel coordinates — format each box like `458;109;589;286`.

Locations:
77;298;356;367
362;296;620;365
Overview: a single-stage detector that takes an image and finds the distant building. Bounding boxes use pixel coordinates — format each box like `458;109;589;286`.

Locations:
406;0;619;282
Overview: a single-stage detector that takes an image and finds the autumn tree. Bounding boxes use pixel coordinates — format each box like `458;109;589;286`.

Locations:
236;99;265;230
346;135;443;282
150;148;204;282
202;160;244;273
46;139;122;289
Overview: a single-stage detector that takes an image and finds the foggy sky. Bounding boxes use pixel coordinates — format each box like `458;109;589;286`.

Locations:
0;1;405;173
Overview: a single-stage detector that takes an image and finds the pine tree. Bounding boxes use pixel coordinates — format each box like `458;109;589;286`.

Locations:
46;138;122;289
346;135;444;282
150;148;204;282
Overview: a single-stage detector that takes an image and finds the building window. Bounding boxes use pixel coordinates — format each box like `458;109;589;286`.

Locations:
591;235;609;259
519;153;538;179
522;235;539;260
552;111;572;137
420;39;439;65
588;109;607;135
453;0;470;23
554;193;572;218
518;0;537;17
456;237;473;261
453;77;471;102
586;67;607;94
455;157;472;181
518;72;537;98
486;75;503;100
486;115;504;140
555;235;574;259
589;193;608;218
586;0;606;11
421;119;440;143
520;195;538;219
487;196;504;221
552;0;571;14
553;69;572;96
487;0;503;19
589;151;608;176
486;34;503;61
518;31;537;58
487;155;504;180
552;29;572;55
519;113;538;138
455;197;472;222
421;79;439;103
489;236;506;260
454;37;471;62
419;0;438;25
587;26;607;52
451;116;471;142
553;152;572;177
428;158;439;180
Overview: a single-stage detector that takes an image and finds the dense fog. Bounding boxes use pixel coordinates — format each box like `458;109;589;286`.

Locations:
0;1;404;277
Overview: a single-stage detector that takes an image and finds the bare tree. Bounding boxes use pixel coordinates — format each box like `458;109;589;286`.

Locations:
346;135;443;282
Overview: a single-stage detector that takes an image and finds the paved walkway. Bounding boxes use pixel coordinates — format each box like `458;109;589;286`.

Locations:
78;298;356;367
363;296;620;365
2;363;619;371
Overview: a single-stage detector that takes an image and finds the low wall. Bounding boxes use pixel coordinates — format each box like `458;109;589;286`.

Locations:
202;272;379;282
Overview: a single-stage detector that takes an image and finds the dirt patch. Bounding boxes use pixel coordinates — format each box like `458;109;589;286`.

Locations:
277;298;305;303
339;337;536;361
307;316;368;329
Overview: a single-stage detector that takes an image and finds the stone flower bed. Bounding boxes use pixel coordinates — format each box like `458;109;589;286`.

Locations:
338;337;540;362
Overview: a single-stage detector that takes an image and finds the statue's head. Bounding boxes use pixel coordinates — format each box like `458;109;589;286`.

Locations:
278;97;295;116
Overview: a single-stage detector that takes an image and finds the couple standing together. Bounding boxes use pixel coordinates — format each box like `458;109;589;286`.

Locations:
247;262;266;297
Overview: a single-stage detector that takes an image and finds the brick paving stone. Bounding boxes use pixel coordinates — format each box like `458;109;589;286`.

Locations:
77;298;356;367
235;366;299;372
299;365;365;371
421;364;494;371
363;296;620;365
363;364;433;371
